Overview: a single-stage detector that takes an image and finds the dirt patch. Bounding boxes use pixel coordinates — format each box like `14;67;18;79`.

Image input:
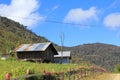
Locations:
83;73;120;80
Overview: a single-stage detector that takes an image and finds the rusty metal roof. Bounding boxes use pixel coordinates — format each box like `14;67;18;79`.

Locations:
14;42;51;52
54;51;71;57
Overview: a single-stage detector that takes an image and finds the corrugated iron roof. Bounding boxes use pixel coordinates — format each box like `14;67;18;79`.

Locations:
14;42;51;52
54;51;71;57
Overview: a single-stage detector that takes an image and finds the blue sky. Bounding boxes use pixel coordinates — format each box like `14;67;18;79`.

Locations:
0;0;120;47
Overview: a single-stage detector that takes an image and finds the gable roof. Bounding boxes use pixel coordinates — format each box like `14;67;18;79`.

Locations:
14;42;52;52
54;51;71;58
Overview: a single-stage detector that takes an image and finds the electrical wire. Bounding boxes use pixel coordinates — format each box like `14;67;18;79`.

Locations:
0;15;96;26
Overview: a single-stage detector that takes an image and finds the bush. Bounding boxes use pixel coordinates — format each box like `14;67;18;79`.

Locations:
114;64;120;73
6;57;16;61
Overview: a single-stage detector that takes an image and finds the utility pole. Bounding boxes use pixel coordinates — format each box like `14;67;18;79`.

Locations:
60;32;64;64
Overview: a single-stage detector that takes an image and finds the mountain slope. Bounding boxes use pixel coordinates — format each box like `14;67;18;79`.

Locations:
0;16;49;53
67;43;120;71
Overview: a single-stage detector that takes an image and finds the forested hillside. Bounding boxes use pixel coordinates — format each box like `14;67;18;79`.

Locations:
0;16;49;54
66;43;120;71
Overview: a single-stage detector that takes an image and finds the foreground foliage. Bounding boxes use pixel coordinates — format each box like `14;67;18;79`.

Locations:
114;64;120;73
0;60;86;79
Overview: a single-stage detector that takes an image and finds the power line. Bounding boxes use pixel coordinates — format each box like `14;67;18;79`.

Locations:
45;20;93;26
1;15;96;26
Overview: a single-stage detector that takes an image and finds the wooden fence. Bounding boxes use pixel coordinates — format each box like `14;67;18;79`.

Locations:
6;66;106;80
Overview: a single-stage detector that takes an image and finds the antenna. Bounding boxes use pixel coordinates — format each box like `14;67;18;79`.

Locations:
60;32;64;64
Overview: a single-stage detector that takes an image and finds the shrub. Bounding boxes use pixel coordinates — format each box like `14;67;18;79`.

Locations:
114;64;120;73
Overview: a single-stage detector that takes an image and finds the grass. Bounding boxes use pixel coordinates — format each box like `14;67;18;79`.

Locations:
0;60;88;79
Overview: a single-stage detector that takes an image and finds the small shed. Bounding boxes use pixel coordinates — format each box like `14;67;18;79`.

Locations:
14;42;58;63
54;51;71;64
1;54;10;60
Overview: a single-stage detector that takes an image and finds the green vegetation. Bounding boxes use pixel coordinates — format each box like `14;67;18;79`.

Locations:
0;60;87;79
114;64;120;73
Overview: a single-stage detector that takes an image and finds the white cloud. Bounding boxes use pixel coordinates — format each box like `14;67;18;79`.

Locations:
64;7;98;25
104;13;120;29
0;0;44;28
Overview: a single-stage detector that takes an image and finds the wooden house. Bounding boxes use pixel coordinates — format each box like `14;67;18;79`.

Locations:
54;51;71;64
14;42;58;63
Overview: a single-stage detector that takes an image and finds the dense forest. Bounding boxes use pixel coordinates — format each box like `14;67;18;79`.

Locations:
0;16;120;71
